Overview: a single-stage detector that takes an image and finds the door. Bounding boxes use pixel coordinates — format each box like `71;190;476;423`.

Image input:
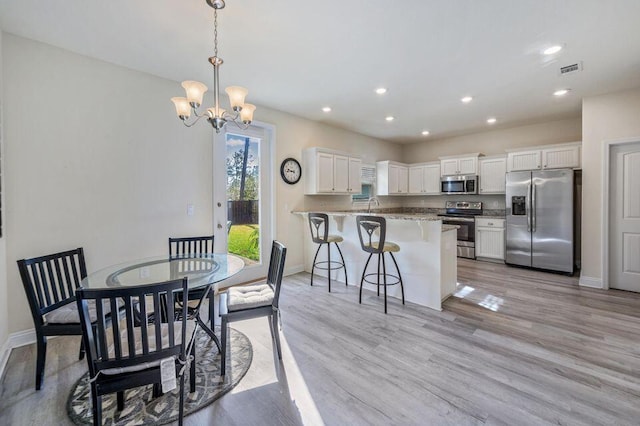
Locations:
476;227;505;260
479;158;506;193
542;145;580;169
458;156;477;175
441;159;458;176
388;165;400;194
397;166;408;193
508;150;541;172
610;142;640;291
505;171;532;267
531;169;573;272
423;164;441;194
317;152;334;193
333;154;349;193
348;157;362;193
214;126;274;285
408;166;424;193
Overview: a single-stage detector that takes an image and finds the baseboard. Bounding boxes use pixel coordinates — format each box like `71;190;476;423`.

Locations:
0;328;37;380
284;264;304;276
579;275;604;289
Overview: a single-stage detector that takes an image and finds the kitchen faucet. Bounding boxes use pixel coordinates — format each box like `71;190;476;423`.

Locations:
367;197;380;213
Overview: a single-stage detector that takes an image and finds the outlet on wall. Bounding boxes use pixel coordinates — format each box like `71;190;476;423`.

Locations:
187;203;195;216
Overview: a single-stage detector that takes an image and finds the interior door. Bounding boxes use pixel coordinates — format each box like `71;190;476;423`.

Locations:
610;142;640;291
213;126;273;287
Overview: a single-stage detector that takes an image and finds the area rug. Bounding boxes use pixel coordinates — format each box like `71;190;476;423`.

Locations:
67;327;252;425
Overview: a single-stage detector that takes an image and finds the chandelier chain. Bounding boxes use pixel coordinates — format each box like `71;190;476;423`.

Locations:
213;9;218;58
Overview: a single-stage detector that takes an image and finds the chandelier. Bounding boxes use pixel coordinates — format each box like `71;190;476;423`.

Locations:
171;0;255;133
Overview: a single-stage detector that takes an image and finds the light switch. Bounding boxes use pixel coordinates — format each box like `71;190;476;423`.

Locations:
187;204;195;216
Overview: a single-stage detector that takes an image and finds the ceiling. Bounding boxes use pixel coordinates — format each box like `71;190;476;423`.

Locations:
2;0;640;143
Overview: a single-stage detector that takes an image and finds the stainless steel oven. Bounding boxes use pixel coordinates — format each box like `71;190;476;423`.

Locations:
438;201;482;259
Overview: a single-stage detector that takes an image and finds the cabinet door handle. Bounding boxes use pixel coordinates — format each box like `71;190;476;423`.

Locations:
488;222;494;226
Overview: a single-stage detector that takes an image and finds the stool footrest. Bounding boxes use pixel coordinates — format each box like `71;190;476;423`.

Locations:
362;273;401;286
313;260;346;271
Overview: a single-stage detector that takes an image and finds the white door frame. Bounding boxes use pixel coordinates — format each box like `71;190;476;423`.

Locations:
212;120;277;287
601;136;640;290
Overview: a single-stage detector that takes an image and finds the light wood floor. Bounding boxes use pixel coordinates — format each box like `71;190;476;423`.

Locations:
2;259;640;425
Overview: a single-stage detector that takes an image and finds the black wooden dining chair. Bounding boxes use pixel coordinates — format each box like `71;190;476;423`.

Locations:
17;248;98;390
76;277;196;426
169;235;215;325
219;241;287;375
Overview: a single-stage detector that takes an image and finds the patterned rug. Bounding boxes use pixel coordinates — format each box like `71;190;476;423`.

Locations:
67;327;252;425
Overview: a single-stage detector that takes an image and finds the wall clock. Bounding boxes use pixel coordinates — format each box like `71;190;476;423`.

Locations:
280;157;302;185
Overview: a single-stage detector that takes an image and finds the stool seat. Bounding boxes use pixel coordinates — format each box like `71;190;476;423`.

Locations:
326;235;344;243
363;241;400;253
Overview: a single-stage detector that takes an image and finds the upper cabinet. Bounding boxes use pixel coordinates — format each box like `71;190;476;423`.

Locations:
409;162;441;194
507;142;581;172
377;161;409;195
478;155;507;194
439;154;480;176
303;148;362;195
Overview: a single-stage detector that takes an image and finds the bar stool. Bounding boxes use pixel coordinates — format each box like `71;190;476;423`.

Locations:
356;215;404;314
308;213;348;292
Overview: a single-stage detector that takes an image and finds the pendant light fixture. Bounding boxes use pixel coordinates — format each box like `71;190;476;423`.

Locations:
171;0;255;133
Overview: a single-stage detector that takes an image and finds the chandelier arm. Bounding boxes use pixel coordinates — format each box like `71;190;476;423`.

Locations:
181;114;209;128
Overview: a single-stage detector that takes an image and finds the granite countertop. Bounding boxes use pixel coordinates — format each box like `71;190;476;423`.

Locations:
291;210;459;232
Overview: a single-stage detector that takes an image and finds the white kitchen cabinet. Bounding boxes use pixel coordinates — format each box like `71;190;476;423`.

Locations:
409;162;441;194
376;161;409;195
479;156;507;194
507;142;581;172
439;154;480;176
304;148;362;195
475;218;505;261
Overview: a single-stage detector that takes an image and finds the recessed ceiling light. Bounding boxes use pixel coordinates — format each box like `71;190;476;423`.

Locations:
375;87;387;95
553;89;570;97
322;106;332;112
487;117;497;124
461;96;473;103
385;116;395;122
543;45;563;55
421;130;430;136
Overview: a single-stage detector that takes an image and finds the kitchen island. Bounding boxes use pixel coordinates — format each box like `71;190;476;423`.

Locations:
293;211;458;311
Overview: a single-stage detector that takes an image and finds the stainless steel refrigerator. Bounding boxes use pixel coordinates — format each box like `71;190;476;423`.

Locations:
505;169;574;273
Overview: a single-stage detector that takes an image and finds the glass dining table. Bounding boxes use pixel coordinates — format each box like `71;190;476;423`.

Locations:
80;253;245;351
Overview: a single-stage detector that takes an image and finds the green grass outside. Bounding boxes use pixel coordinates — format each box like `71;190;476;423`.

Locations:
228;224;260;261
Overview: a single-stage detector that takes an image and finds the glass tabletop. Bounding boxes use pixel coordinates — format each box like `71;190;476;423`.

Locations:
80;253;245;290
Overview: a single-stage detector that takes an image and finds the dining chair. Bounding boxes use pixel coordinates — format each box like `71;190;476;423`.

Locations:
219;241;287;375
169;235;215;325
76;277;196;426
17;248;112;390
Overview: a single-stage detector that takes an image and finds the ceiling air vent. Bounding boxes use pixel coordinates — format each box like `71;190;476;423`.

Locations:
559;62;583;76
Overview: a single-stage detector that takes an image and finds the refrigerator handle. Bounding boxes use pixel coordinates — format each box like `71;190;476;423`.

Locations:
526;183;532;232
531;182;537;232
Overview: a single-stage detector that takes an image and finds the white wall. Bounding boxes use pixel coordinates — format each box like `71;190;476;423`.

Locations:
3;34;213;333
581;87;640;285
402;117;582;162
0;30;9;352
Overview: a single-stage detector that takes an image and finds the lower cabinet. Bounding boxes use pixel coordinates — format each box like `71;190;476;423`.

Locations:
475;218;505;261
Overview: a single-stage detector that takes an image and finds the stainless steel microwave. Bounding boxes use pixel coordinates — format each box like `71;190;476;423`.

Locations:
441;175;478;194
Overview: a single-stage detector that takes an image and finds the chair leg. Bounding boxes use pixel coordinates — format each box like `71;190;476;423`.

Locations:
178;365;186;426
327;243;332;292
389;252;405;304
376;253;381;297
116;391;125;411
90;386;102;426
220;316;228;376
310;244;322;286
152;383;162;398
360;253;373;304
35;335;47;391
272;312;282;360
79;337;86;360
189;342;196;393
382;253;388;314
208;290;215;328
335;242;348;286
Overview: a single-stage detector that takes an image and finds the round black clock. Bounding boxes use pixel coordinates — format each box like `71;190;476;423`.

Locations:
280;157;302;185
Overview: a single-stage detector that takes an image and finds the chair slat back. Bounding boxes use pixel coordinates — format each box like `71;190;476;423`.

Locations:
267;241;287;310
76;278;188;377
17;248;87;322
356;215;387;254
308;213;329;244
169;235;214;258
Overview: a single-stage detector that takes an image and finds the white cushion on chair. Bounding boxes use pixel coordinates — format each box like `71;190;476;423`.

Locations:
227;284;274;312
101;320;196;375
44;299;124;324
